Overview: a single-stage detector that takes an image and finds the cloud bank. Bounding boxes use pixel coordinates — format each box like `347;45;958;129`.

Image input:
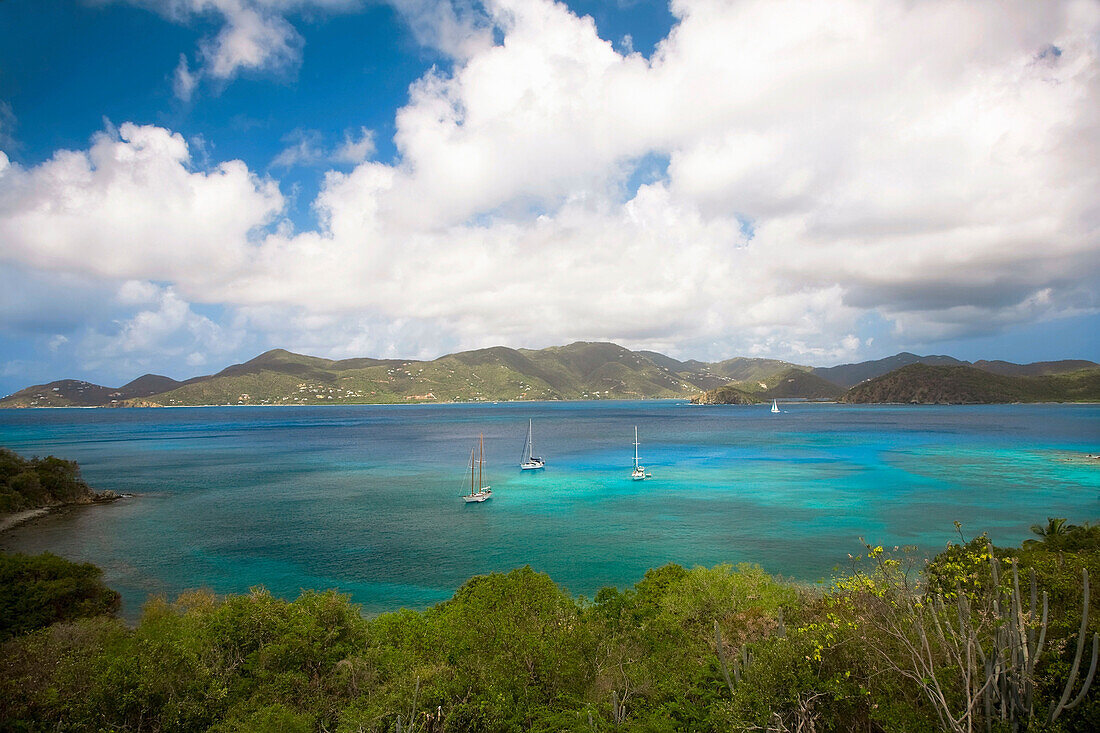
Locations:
2;0;1099;374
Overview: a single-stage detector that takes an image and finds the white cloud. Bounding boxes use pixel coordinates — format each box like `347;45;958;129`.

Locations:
333;126;376;164
4;0;1100;371
0;122;284;287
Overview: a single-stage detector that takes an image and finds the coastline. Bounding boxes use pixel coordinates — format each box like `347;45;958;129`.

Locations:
0;507;50;533
1;494;129;535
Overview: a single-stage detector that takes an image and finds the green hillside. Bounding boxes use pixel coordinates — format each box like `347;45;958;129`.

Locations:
840;364;1100;404
84;342;704;407
4;346;1097;408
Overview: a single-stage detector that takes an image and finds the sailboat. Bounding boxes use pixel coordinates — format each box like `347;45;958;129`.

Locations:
631;426;651;480
771;399;780;413
462;434;492;503
520;419;545;470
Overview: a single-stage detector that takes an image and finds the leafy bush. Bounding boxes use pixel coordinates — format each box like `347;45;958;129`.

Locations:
0;552;120;640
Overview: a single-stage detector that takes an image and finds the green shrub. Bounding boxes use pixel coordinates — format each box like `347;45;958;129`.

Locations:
0;552;120;640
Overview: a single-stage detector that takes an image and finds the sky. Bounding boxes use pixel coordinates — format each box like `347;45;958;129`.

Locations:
0;0;1098;393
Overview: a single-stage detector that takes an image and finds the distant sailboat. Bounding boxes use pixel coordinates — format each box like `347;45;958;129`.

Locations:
463;434;492;503
520;419;545;470
631;426;651;480
771;399;780;414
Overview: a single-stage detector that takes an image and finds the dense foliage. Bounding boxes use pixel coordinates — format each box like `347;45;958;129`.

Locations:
0;552;121;640
1;523;1097;731
0;447;101;513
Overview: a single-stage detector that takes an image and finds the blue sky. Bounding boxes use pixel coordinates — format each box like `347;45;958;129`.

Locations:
0;0;1098;393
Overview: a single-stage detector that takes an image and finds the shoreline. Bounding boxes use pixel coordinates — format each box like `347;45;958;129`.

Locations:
1;494;130;535
0;507;50;533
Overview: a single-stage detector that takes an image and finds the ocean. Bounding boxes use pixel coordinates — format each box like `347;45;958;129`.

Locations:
2;401;1098;619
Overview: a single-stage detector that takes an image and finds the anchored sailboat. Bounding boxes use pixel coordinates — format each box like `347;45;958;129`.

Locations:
771;399;780;414
631;426;650;480
520;419;545;470
462;434;492;503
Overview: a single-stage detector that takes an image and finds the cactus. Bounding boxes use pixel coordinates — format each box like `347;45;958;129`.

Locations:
713;620;754;695
1047;568;1098;722
977;555;1098;728
885;545;1096;732
915;548;1097;731
611;689;627;726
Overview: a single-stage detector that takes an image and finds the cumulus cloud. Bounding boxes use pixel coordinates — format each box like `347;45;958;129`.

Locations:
0;122;284;287
225;0;1097;359
4;0;1100;371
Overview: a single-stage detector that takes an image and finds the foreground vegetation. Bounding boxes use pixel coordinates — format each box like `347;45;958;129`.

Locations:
2;521;1097;731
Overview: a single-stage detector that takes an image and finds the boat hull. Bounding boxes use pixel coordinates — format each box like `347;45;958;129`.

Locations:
520;460;545;470
463;490;492;503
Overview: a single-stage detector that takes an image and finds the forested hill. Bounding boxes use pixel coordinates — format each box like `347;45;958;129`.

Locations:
840;364;1100;404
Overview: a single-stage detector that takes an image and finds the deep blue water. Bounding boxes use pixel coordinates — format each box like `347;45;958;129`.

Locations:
2;401;1098;619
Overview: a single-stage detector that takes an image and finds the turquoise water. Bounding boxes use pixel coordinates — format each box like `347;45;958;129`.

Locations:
1;401;1098;619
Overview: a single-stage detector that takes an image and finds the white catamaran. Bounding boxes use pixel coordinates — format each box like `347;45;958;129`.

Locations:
771;399;780;413
520;419;545;470
463;434;492;503
631;425;650;480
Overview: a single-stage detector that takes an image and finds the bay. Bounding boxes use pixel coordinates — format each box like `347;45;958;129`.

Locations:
1;401;1098;619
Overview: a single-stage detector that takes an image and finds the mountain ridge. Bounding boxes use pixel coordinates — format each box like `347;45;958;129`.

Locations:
2;345;1096;407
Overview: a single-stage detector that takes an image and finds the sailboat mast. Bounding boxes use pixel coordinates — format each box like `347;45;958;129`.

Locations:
528;419;534;457
634;426;639;468
478;433;484;489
